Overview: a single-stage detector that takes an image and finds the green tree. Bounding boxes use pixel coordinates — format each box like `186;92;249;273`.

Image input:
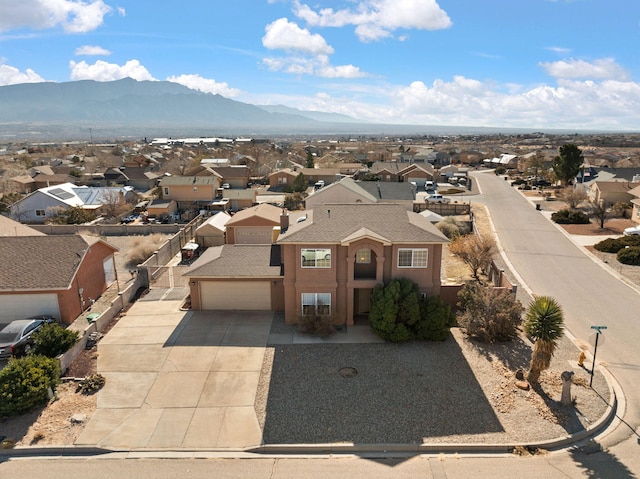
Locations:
524;296;564;383
287;172;308;193
283;192;305;210
305;150;315;168
369;278;420;342
552;144;584;185
415;295;456;341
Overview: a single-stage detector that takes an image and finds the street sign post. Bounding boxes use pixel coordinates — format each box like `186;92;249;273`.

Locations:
589;326;607;387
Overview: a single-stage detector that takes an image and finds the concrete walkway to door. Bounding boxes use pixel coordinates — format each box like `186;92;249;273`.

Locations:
76;301;272;450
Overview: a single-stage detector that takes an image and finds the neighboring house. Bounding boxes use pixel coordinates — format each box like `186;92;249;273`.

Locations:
186;203;448;327
398;163;435;189
146;198;178;218
305;177;416;209
629;185;640;224
0;235;118;324
159;175;221;209
195;211;231;247
268;168;300;188
301;167;343;186
32;173;76;190
10;183;136;224
222;188;257;212
209;165;251;189
588;181;640;205
225;203;283;244
103;166;162;191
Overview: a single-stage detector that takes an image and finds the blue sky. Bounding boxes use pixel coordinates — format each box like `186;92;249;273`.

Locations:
0;0;639;130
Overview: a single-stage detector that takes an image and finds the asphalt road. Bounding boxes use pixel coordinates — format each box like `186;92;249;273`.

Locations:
471;171;640;453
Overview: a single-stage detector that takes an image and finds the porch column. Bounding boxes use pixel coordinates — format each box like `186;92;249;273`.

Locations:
346;257;355;326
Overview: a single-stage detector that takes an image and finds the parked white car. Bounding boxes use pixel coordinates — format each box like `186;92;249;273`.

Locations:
425;194;451;204
623;225;640;236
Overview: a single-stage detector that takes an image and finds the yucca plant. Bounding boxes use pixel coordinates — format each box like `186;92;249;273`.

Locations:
524;296;564;384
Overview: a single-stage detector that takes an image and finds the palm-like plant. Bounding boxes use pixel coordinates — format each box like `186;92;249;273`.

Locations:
524;296;564;384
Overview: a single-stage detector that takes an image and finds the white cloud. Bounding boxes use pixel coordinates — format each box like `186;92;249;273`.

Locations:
0;63;46;85
263;17;333;55
166;74;242;97
0;0;111;33
69;59;156;81
539;58;630;80
262;18;365;78
293;0;452;42
262;54;365;78
117;6;125;16
75;45;111;56
248;75;640;130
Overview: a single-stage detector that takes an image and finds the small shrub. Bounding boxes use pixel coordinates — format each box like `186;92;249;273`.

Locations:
415;295;456;341
32;323;79;358
0;355;60;417
76;373;106;395
457;282;524;342
551;209;590;224
594;235;640;253
617;246;640;265
436;217;471;239
297;314;336;337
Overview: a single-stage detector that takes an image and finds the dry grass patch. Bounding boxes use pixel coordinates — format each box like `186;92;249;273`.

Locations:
124;233;167;267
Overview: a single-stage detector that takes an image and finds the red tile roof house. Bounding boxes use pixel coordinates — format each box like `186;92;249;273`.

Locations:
0;235;119;324
185;203;448;327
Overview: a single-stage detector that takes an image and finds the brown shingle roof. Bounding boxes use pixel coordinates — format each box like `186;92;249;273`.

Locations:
278;204;448;244
0;235;95;291
225;203;281;226
185;244;282;278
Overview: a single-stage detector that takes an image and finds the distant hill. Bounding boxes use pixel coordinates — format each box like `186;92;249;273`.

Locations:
0;78;319;128
257;105;363;124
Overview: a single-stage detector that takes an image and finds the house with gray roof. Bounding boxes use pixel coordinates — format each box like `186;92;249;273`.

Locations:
305;176;416;209
9;183;136;224
0;235;118;324
185;203;448;327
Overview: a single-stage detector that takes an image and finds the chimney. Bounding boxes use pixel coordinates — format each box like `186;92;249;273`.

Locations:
280;209;289;230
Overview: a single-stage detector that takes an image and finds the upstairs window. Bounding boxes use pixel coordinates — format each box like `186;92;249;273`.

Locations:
398;248;428;268
356;248;371;264
301;248;331;268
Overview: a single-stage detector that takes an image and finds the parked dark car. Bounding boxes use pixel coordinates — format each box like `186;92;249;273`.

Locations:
0;317;55;359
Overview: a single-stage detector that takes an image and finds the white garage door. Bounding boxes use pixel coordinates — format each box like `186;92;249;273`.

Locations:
235;227;273;245
200;281;271;310
0;294;60;322
407;176;426;188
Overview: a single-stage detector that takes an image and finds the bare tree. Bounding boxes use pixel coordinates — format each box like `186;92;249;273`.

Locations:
100;189;131;219
589;201;611;229
449;234;497;282
557;187;587;209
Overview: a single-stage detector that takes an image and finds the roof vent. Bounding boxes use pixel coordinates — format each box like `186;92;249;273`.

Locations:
296;214;307;223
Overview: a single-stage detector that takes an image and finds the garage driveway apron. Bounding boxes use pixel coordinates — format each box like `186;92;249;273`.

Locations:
75;300;272;449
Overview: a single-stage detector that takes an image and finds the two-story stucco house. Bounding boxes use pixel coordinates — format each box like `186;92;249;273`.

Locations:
185;203;448;327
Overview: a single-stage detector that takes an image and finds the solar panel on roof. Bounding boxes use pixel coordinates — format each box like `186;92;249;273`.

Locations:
48;188;75;200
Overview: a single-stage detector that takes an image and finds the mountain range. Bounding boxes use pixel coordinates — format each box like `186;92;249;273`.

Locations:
0;78;578;141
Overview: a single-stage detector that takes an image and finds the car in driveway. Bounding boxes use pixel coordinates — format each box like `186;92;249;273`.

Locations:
623;225;640;236
425;194;451;204
0;317;55;359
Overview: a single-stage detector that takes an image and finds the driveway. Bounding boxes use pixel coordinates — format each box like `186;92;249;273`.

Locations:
76;301;272;449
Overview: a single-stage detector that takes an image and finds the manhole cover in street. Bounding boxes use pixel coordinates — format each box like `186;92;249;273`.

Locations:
339;367;358;378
